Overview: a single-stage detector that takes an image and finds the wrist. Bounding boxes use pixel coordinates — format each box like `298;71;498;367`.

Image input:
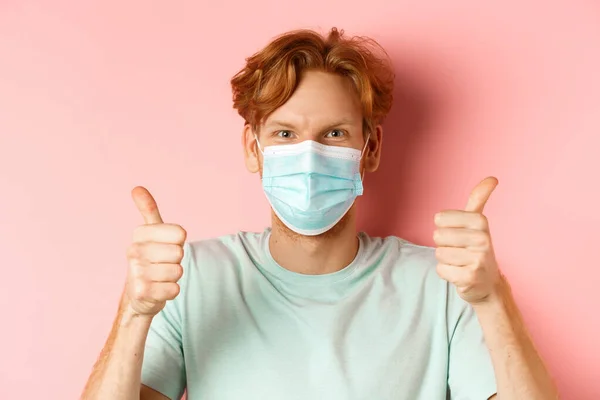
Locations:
120;297;155;328
472;274;511;313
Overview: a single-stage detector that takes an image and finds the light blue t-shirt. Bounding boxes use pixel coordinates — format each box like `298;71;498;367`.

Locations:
141;229;497;400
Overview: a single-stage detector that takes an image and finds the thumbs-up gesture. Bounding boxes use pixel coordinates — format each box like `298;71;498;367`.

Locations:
433;177;502;304
125;187;186;316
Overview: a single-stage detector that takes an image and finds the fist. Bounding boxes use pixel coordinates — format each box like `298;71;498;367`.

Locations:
125;186;186;316
434;177;502;304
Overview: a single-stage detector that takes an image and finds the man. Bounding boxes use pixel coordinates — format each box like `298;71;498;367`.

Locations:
82;28;557;399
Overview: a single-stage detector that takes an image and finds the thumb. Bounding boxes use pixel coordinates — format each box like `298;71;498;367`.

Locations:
465;176;498;213
132;186;164;224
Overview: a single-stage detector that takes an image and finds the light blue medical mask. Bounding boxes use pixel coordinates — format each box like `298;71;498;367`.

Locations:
256;136;369;236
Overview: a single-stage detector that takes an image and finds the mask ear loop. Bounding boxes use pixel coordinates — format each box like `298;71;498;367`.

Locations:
359;133;371;180
360;133;371;159
254;134;264;156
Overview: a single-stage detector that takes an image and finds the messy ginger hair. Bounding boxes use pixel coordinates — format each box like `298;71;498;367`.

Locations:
230;27;395;134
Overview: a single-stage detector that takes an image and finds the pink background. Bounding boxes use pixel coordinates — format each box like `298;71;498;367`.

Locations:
1;1;599;399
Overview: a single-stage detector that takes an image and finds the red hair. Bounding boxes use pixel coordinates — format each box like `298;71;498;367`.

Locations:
230;27;395;134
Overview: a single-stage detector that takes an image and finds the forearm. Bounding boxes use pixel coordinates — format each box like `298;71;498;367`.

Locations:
473;276;558;400
81;295;153;400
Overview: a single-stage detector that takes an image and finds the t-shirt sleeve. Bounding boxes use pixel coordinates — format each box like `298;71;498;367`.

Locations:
140;244;190;400
447;288;497;400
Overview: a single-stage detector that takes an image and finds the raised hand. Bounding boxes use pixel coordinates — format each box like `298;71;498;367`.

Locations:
433;177;502;304
125;186;186;316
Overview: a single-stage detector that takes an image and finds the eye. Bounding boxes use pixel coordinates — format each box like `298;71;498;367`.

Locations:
276;130;294;138
325;129;345;138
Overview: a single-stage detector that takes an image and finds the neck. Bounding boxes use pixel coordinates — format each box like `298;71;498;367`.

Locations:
268;210;360;275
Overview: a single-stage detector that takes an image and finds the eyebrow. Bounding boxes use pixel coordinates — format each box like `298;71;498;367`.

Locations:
266;120;297;130
266;118;356;131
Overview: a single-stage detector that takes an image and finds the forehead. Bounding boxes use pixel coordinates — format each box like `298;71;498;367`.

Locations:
263;70;363;129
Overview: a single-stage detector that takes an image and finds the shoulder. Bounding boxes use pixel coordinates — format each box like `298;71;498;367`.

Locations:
361;233;448;300
371;235;478;326
185;230;265;261
362;233;438;275
178;230;266;283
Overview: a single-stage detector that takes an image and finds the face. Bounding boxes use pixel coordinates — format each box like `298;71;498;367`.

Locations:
242;70;383;238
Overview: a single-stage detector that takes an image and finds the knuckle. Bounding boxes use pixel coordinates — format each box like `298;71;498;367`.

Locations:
174;225;187;242
175;245;184;260
476;252;487;265
476;214;489;230
465;268;478;283
131;225;146;242
167;283;181;299
132;281;149;300
126;243;141;260
473;231;489;247
172;264;184;280
435;263;445;276
481;234;491;248
129;260;145;278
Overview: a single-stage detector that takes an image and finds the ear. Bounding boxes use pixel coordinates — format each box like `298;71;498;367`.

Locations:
363;125;383;173
242;124;261;173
